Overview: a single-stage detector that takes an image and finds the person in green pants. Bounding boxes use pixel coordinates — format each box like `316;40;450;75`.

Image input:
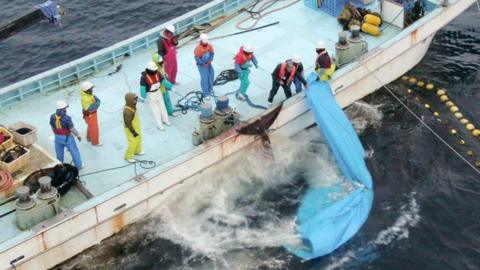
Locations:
234;44;258;100
153;52;178;116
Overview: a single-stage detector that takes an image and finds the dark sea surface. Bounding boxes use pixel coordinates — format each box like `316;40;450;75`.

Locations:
1;1;480;270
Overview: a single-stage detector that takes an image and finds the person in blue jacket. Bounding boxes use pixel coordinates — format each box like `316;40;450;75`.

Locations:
49;100;83;169
194;33;215;99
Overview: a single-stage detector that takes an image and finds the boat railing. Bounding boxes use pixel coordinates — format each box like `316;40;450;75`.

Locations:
0;0;250;108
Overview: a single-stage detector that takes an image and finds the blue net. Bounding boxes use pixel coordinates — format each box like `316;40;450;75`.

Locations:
291;73;374;260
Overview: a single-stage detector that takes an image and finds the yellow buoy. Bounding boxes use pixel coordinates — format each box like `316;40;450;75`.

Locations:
426;83;434;90
460;118;469;125
454;112;463;119
409;77;417;85
473;129;480;137
424;104;431;109
475;161;480;168
466;123;475;131
364;14;382;26
440;95;449;102
445;101;454;108
361;23;381;36
451;129;457;135
437;89;446;96
417;81;426;87
407;89;413;94
459;139;466;145
415;96;420;101
402;76;409;81
450;106;459;113
467;150;474;157
433;112;439;116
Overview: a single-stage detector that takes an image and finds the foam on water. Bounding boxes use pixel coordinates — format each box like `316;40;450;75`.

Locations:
147;129;345;268
324;192;421;270
345;101;383;134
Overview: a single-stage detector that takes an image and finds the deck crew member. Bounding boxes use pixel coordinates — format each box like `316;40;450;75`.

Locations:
123;93;144;163
234;44;258;100
267;59;296;105
140;61;174;130
292;55;308;93
157;24;179;84
153;52;177;116
50;100;83;169
315;41;336;81
194;33;215;99
80;81;102;146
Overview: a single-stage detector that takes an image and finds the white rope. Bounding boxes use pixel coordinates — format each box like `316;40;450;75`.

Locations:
362;64;480;176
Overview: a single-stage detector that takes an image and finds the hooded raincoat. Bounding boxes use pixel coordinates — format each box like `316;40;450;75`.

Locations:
123;93;142;160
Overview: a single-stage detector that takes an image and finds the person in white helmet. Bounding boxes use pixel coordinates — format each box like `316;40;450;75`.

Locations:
80;81;102;146
157;24;179;84
49;100;83;169
152;52;177;116
292;55;308;93
267;59;296;105
194;33;215;99
315;41;336;81
140;61;174;130
234;43;258;100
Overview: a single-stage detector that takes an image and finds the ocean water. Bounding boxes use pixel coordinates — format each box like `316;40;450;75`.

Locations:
1;1;480;270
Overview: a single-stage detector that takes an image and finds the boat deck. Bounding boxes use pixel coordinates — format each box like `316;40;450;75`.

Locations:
0;0;403;243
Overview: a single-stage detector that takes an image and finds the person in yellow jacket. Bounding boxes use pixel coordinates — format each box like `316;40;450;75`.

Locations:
123;92;144;162
315;41;336;81
152;52;177;116
80;81;102;146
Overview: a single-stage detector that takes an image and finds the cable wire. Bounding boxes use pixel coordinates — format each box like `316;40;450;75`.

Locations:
236;0;300;30
362;64;480;176
79;159;156;178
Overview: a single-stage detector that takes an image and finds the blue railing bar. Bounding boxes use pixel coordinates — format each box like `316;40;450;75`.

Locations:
0;0;251;99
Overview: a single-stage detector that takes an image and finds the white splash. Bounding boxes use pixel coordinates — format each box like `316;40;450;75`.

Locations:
345;101;383;134
325;192;421;270
148;129;344;267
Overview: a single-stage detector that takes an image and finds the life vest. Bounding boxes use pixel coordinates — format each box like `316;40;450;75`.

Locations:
235;47;254;66
145;72;162;92
53;115;71;135
194;43;214;58
278;63;296;82
316;50;332;69
81;91;97;117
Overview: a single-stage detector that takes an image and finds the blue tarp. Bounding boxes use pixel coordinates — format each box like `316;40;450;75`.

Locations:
292;73;374;260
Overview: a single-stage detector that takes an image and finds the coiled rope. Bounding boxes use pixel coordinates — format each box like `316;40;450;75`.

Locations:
236;0;300;30
0;170;13;192
362;64;480;176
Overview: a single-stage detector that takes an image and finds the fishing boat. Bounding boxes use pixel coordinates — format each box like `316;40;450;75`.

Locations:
0;0;476;268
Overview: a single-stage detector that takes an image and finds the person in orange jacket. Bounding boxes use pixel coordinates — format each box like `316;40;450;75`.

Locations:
80;81;102;146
